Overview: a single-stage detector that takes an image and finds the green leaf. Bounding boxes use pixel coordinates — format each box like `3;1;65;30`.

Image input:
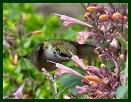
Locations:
57;74;83;94
58;82;76;97
116;86;127;99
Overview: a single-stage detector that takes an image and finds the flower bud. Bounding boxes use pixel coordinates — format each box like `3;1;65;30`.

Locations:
103;78;109;84
31;30;43;35
11;52;18;65
101;63;106;68
86;6;98;12
22;13;26;21
119;54;125;60
89;81;98;88
85;3;88;7
26;30;43;37
112;12;122;20
84;12;90;19
100;26;105;32
96;90;103;95
3;17;7;22
123;16;128;20
84;75;101;83
99;14;109;20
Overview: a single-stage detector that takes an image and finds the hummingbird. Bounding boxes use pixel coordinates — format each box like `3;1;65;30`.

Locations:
23;39;96;71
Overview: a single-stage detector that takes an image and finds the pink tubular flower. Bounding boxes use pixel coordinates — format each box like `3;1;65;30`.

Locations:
55;63;84;78
53;13;92;28
71;55;85;70
84;66;100;72
75;86;88;94
75;85;95;94
69;51;93;75
77;31;96;44
55;68;67;78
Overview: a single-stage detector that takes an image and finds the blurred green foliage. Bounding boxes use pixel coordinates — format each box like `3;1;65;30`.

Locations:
3;3;128;99
3;3;85;99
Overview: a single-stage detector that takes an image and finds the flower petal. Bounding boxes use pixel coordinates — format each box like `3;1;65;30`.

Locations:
13;83;25;99
110;39;118;48
75;85;90;94
63;21;73;27
53;13;92;28
71;55;85;70
55;68;67;78
77;32;96;44
84;66;100;71
55;63;84;78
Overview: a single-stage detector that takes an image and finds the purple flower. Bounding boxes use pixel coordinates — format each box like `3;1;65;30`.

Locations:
75;85;95;94
124;22;128;29
53;13;92;28
110;39;118;48
13;83;25;99
75;85;89;94
84;66;100;72
3;38;11;48
3;36;15;48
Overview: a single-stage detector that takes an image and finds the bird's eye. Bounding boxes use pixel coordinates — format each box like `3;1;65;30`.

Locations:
60;52;68;58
